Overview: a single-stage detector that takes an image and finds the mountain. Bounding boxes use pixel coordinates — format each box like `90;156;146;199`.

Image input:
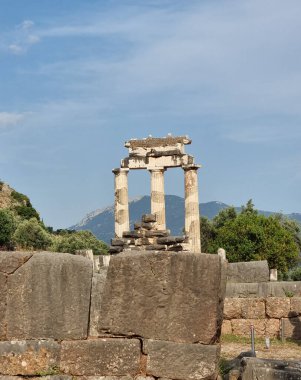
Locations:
70;195;301;244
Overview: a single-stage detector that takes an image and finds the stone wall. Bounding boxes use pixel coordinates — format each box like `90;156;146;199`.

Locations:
0;250;226;380
222;281;301;339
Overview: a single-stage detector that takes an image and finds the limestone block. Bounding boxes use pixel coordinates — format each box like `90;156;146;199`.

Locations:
227;261;269;283
241;357;301;380
223;298;244;319
89;269;108;336
144;339;219;380
98;252;226;344
0;252;32;274
222;320;232;335
266;297;290;318
290;297;301;316
241;298;265;319
226;282;301;298
232;319;266;337
0;273;7;340
0;340;60;375
265;319;280;337
60;339;141;376
282;317;301;340
7;252;93;340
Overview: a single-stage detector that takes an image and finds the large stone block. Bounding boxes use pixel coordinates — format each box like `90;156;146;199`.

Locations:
89;269;108;336
0;340;60;375
0;252;32;274
221;320;232;335
231;319;266;337
98;252;226;344
290;297;301;316
144;339;219;380
227;261;269;283
7;252;93;340
226;281;301;298
282;317;301;340
223;298;244;319
60;339;141;376
265;319;280;337
266;297;290;318
241;299;265;319
0;274;7;340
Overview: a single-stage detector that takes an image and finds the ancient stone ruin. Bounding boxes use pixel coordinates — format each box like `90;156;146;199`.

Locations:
110;135;201;254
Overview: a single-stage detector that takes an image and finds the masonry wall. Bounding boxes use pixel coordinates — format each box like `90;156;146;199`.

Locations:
0;250;226;380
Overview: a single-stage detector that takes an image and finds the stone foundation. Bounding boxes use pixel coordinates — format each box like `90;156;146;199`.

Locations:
0;250;226;380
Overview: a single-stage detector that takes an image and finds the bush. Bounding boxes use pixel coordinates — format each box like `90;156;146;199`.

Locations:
290;267;301;281
50;230;108;255
13;218;52;250
0;209;16;249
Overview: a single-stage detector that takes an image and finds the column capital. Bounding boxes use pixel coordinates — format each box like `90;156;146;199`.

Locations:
182;164;201;171
112;167;129;175
148;167;166;173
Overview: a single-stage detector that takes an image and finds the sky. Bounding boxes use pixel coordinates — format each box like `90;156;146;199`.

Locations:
0;0;301;229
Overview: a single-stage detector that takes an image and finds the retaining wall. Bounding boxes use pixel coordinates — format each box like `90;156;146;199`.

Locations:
0;250;226;380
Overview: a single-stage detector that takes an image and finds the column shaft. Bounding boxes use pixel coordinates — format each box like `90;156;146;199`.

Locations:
184;166;201;253
113;168;129;238
150;168;166;230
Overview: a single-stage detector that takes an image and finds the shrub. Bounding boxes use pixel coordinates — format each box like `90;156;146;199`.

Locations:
0;209;16;249
13;218;53;250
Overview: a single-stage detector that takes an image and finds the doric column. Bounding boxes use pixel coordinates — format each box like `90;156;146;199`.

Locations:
184;164;201;253
113;168;129;238
149;168;166;230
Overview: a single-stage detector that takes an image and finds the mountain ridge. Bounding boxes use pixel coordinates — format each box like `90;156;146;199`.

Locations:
70;195;301;244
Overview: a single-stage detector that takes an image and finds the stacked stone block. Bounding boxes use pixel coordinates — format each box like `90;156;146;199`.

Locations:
0;250;226;380
109;213;188;254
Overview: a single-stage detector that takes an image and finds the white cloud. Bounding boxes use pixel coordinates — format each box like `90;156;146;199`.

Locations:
8;44;24;54
19;20;34;31
0;112;25;128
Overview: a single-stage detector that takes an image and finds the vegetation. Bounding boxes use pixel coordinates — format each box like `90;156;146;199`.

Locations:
201;200;301;274
0;181;108;254
0;209;16;249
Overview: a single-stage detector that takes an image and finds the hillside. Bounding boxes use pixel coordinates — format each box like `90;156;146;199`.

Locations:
70;195;301;243
0;181;40;220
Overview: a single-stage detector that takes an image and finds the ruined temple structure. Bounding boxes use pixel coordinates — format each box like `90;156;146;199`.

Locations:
109;135;202;254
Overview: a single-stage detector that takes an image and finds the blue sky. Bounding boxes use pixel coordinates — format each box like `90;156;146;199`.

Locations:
0;0;300;228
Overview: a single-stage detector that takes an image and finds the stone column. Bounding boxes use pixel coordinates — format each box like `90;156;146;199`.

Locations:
149;168;166;230
113;168;129;238
184;165;201;253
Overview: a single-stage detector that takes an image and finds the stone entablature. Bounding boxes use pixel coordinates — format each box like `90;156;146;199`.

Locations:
113;135;201;253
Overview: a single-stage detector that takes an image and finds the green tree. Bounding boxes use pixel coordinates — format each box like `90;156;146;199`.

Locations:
201;200;300;273
13;218;53;250
0;209;16;249
50;230;108;255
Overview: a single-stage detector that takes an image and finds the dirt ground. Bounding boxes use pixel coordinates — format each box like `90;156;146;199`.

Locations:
221;340;301;361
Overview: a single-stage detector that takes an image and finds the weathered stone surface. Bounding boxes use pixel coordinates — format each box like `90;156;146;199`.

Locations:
265;319;280;337
231;319;266;337
144;340;219;380
157;237;177;245
109;247;123;254
111;239;125;246
123;231;140;238
145;245;166;251
226;282;301;298
144;230;170;237
241;357;301;380
89;270;108;336
166;244;183;252
142;214;157;223
282;317;301;339
0;340;60;375
7;252;93;340
98;252;226;344
0;273;7;340
0;252;32;274
241;299;265;319
290;297;301;316
224;298;244;319
222;320;232;335
227;261;269;283
266;297;290;318
60;339;140;376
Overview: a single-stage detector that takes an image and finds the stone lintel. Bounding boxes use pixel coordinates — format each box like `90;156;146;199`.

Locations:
124;136;191;149
121;155;195;170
